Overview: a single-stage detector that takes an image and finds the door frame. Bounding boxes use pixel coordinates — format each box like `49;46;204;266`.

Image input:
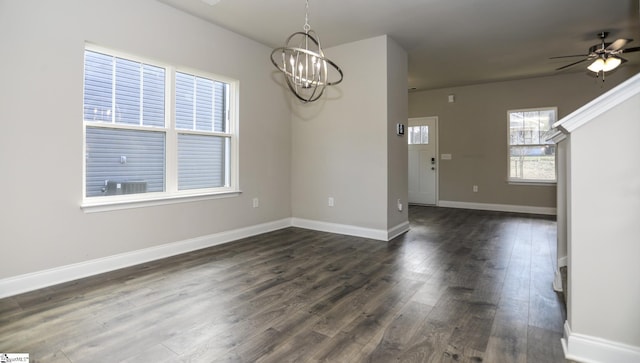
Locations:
408;116;439;206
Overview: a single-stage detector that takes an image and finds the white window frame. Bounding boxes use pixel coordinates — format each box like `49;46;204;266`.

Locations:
507;106;557;185
81;44;240;212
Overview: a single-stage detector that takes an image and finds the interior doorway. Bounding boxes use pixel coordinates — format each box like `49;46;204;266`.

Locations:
408;116;438;205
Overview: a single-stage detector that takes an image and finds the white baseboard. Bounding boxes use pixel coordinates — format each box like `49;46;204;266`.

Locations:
553;269;564;292
558;256;567;267
291;218;389;241
0;218;292;299
438;200;557;216
388;221;410;240
0;217;407;298
553;257;568;292
562;321;640;363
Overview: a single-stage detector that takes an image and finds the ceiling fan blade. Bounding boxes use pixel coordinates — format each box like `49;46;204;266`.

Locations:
556;58;589;71
621;46;640;53
549;54;589;59
606;38;631;51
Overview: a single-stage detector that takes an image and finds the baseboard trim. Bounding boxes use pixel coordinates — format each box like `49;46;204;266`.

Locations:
553;269;563;292
558;256;567;267
553;256;568;292
438;200;556;216
388;221;410;240
0;217;407;298
562;321;640;363
291;218;389;241
0;218;292;299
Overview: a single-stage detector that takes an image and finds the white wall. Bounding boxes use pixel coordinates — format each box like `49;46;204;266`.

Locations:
0;0;292;280
569;91;640;348
291;35;392;233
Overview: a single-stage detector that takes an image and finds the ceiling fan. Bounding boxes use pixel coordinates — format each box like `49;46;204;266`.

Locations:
552;32;640;74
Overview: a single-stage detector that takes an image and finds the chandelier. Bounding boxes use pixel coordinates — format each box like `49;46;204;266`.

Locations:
270;0;343;103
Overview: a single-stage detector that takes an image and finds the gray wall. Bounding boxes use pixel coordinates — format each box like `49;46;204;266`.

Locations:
0;0;292;279
409;69;640;209
291;35;408;233
386;37;409;230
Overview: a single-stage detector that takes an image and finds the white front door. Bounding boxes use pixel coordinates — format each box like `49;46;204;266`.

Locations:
408;117;438;205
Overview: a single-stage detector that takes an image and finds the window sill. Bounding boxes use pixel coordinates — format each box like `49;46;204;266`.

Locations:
508;180;556;187
81;190;242;213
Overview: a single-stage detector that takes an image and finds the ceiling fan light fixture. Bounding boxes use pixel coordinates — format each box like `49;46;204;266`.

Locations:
587;57;605;73
602;57;621;72
554;32;638;78
587;56;622;73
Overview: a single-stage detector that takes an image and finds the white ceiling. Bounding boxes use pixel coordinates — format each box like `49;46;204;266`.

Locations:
158;0;640;91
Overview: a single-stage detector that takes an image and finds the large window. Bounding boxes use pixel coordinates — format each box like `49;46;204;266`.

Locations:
508;107;556;183
83;46;237;204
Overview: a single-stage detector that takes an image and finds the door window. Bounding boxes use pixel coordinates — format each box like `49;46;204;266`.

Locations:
408;125;429;145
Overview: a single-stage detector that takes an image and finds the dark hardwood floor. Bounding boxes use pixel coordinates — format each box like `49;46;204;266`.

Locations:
0;206;571;362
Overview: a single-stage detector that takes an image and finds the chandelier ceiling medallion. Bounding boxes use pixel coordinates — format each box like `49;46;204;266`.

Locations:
270;0;343;103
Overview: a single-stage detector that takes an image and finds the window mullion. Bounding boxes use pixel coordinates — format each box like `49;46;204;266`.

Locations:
228;82;236;190
165;67;178;193
111;59;116;123
192;79;197;131
139;63;144;127
214;83;218;132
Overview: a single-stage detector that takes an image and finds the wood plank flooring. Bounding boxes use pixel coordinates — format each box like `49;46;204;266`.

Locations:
0;206;571;362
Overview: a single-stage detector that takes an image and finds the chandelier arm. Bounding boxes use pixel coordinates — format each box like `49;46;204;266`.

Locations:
323;57;343;86
275;48;327;103
270;47;343;86
285;74;325;102
302;30;343;85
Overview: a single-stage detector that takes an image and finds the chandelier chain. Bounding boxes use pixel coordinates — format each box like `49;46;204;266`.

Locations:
303;0;310;32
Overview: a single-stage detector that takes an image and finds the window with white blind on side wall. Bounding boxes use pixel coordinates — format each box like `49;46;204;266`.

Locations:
507;107;557;184
82;45;239;209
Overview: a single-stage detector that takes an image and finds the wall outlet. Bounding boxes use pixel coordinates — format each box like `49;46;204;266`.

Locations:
328;197;334;207
397;199;403;211
473;185;478;193
253;198;259;208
